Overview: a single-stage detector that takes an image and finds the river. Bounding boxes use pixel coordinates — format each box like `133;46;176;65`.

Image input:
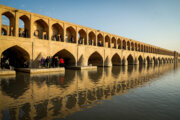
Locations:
0;63;180;120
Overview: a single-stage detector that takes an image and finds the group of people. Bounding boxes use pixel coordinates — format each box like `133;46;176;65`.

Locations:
40;56;65;68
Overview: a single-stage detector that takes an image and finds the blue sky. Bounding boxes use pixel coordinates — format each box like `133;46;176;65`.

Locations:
1;0;180;52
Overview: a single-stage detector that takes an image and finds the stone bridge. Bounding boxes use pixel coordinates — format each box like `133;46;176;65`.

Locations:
0;5;179;68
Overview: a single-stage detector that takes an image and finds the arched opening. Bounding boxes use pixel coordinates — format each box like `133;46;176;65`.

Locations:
112;37;116;48
122;40;126;50
127;41;130;50
33;19;49;40
111;53;121;66
117;39;121;49
135;43;137;51
138;44;140;51
105;35;110;48
138;56;143;65
88;31;96;46
1;46;30;69
1;11;15;36
141;45;144;52
51;23;64;41
19;15;30;38
144;46;146;52
78;29;87;45
147;56;150;64
66;26;76;43
127;54;134;65
131;42;134;51
88;52;103;66
153;57;156;64
97;34;103;47
53;49;76;67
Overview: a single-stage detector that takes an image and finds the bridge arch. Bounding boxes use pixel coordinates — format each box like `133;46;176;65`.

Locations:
66;26;76;43
19;15;30;38
153;57;156;64
111;53;121;66
141;45;144;52
122;40;126;50
117;38;121;49
146;56;151;64
131;42;134;51
53;49;76;67
137;44;140;51
138;55;143;65
78;29;87;45
88;31;96;46
88;51;103;66
112;37;116;48
127;41;130;50
1;11;15;36
135;43;137;51
127;54;134;65
51;23;64;41
33;19;49;40
105;35;111;48
1;45;30;68
97;33;103;47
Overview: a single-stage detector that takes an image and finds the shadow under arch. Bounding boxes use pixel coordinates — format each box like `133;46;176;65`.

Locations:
127;54;134;65
1;45;30;68
138;55;143;65
33;19;49;40
88;51;103;66
111;53;121;66
53;49;76;67
147;56;150;64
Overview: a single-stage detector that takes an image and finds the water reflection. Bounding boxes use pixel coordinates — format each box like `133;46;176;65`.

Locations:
0;63;179;120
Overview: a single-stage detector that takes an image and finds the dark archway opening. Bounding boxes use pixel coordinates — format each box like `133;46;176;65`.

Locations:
1;12;15;36
78;29;87;45
19;15;30;38
147;56;150;64
1;46;30;69
97;34;103;47
88;31;96;46
33;19;49;40
153;57;156;64
127;55;134;65
51;23;64;41
66;26;76;43
111;53;121;66
88;52;103;66
53;49;76;67
138;56;143;65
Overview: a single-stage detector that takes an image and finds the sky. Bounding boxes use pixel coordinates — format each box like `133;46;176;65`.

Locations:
0;0;180;52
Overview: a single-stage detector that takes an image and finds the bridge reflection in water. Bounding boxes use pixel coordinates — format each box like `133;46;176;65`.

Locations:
0;64;178;120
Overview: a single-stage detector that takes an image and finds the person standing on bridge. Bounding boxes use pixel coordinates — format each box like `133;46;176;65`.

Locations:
59;58;64;67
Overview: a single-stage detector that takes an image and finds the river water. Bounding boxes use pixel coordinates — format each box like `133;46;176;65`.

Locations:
0;64;180;120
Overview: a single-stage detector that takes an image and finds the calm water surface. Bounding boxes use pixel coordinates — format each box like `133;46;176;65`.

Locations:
0;64;180;120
